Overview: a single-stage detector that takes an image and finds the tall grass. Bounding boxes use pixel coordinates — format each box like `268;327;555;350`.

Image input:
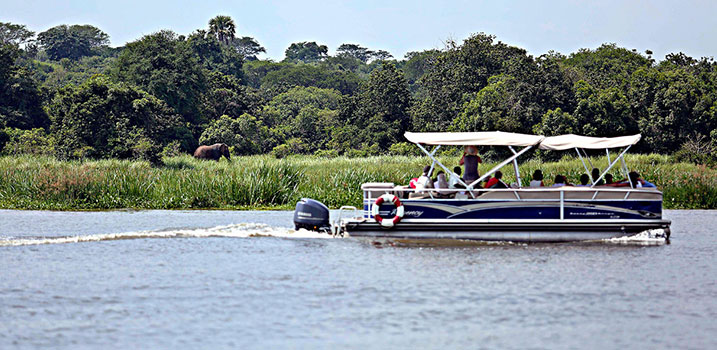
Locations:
0;154;714;210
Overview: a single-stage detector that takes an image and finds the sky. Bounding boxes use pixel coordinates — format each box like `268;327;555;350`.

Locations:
2;0;717;61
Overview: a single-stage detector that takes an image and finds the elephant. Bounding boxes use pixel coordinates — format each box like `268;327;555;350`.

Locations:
193;143;231;161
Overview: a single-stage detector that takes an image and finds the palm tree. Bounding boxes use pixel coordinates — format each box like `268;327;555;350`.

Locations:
208;15;236;45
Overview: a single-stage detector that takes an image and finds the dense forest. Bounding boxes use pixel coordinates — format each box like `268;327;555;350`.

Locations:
1;16;715;164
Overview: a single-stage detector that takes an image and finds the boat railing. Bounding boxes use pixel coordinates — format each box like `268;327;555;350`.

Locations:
360;185;662;220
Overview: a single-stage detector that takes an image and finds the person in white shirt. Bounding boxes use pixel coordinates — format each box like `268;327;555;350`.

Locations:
448;166;464;189
415;165;433;191
529;169;544;187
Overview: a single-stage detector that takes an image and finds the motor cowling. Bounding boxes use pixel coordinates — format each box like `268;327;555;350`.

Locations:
293;198;330;232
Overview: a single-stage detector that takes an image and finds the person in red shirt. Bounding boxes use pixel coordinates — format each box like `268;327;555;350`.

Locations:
485;171;507;188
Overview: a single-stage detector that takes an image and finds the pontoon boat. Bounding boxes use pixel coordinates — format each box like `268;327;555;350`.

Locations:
294;132;671;242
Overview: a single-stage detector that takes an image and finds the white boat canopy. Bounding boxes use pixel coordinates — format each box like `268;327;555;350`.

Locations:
404;131;544;146
539;134;641;150
403;131;644;190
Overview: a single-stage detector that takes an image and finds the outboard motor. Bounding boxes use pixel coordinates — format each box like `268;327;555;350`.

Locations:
294;198;330;232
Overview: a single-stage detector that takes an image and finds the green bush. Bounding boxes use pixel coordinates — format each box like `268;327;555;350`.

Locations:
672;135;716;166
271;144;290;159
1;127;55;155
314;149;338;158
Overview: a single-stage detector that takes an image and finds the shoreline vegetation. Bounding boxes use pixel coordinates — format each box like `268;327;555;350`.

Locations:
0;155;714;211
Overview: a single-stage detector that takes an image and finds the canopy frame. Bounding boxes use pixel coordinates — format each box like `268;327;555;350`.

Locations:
590;145;634;188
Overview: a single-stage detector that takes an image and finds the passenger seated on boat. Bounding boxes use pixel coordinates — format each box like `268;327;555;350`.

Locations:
409;177;419;189
432;171;457;198
449;166;465;189
485;171;508;189
577;174;590;187
605;174;614;184
609;171;653;188
551;175;567;187
591;168;604;186
626;171;656;188
529;169;544;187
459;146;481;184
639;178;657;188
435;171;449;189
415;165;434;191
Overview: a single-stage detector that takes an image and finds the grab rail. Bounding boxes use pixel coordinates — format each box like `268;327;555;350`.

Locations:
332;206;361;237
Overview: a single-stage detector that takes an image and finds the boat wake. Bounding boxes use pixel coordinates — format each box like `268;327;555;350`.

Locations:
600;229;669;245
0;223;333;247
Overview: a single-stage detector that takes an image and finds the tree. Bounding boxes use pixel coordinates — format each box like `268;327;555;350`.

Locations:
208;15;236;45
372;50;393;61
260;86;342;151
261;63;361;95
336;43;373;63
0;44;48;129
572;80;634;137
533;108;578;136
0;22;35;45
451;74;531;133
37;24;109;60
112;30;207;128
284;41;328;62
187;30;243;80
232;36;266;60
201;72;262;121
639;69;700;153
411;33;530;131
343;62;411;150
199;114;268;154
49;75;191;161
400;50;439;93
563;43;651;90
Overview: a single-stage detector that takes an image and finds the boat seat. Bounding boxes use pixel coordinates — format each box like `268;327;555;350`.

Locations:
393;185;411;199
476;190;520;200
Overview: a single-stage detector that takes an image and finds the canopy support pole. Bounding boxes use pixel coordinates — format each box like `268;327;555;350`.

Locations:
575;147;592;184
605;148;611;165
584;149;594;170
508;146;522;187
591;145;632;188
414;143;470;189
620;155;633;188
428;145;441;176
468;146;533;189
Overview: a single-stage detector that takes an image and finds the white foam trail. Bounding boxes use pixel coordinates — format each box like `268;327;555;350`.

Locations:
603;229;668;245
0;223;333;247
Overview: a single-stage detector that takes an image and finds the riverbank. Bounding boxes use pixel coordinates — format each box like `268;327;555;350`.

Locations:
0;155;714;210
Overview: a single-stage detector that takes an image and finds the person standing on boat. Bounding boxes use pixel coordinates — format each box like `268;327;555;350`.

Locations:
459;145;482;186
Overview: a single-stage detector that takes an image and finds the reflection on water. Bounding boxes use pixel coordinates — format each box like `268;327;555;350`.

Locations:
0;209;715;349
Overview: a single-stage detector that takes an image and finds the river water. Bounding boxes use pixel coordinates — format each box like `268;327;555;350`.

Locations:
0;209;715;349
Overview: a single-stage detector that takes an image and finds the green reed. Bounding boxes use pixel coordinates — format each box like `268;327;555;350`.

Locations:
0;154;714;210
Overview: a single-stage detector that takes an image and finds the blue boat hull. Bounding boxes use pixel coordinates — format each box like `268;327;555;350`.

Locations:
345;198;670;242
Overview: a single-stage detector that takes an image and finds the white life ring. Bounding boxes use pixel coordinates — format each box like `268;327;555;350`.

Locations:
371;194;404;228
